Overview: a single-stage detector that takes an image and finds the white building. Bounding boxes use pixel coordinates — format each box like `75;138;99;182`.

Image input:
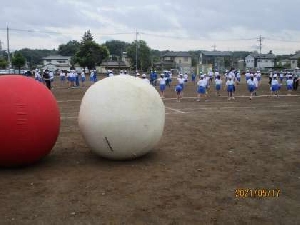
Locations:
245;53;276;70
290;53;300;69
41;55;72;71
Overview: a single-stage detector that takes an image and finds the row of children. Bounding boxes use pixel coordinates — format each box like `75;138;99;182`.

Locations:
173;71;299;102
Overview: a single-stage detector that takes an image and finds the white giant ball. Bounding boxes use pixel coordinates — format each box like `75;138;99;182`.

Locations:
78;76;165;160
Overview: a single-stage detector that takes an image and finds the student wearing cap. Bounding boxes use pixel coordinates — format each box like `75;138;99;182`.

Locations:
81;70;86;87
257;70;261;82
236;70;241;83
208;70;214;82
245;70;251;82
247;76;255;100
204;74;210;94
35;69;42;82
158;73;168;98
196;75;207;101
60;70;66;85
177;74;185;90
226;75;235;100
183;73;188;83
141;74;150;84
286;75;293;95
279;72;284;83
215;75;222;96
253;73;259;96
90;70;94;82
271;74;279;97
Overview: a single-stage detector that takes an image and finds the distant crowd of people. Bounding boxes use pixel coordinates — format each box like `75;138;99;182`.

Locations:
28;68;300;102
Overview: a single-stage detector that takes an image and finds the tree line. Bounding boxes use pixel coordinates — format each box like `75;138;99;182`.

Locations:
0;30;159;72
1;30;299;73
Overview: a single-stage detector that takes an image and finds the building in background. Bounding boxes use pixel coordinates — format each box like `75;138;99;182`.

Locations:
290;52;300;69
41;55;72;71
198;51;232;74
245;52;276;70
155;52;192;74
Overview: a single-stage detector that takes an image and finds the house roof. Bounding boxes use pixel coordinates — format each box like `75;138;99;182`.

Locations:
101;61;129;67
42;55;71;60
201;51;232;57
162;52;191;57
248;53;276;59
290;53;300;59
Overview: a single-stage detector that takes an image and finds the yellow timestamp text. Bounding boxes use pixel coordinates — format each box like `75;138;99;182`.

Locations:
235;188;281;198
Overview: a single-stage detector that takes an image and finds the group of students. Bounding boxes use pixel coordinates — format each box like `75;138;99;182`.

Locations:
172;69;300;102
33;69;54;90
59;70;97;88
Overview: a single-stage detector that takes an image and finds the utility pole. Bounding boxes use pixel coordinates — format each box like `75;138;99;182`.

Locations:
135;30;139;72
257;35;264;70
7;26;11;70
258;35;264;55
212;44;217;51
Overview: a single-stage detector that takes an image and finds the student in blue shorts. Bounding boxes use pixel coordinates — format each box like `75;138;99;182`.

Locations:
286;75;293;95
196;75;207;102
175;84;183;102
215;75;222;96
226;75;235;100
247;76;255;100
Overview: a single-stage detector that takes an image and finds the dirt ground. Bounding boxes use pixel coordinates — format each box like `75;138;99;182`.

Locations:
0;76;299;225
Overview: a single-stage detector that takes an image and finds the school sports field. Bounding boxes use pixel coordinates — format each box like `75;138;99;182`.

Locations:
0;76;299;224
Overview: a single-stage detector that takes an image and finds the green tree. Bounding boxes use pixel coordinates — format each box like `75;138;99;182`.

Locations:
126;40;151;71
12;52;26;73
58;40;80;56
0;58;8;69
18;48;58;69
75;30;109;70
104;40;130;59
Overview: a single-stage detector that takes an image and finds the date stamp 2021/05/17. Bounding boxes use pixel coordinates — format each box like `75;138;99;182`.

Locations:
235;189;281;198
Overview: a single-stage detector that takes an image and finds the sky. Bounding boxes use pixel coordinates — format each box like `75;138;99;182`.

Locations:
0;0;300;55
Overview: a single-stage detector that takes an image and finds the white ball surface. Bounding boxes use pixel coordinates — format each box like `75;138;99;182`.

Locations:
78;76;165;160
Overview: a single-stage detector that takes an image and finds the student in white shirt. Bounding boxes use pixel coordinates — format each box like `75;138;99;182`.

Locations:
245;70;251;82
177;74;185;90
279;72;284;83
253;74;259;96
271;75;279;97
158;74;168;98
286;75;293;95
236;70;241;83
197;75;207;102
247;76;255;100
141;74;150;84
183;73;188;83
226;75;235;100
60;70;66;85
215;75;222;96
81;71;86;87
205;74;210;93
257;70;261;82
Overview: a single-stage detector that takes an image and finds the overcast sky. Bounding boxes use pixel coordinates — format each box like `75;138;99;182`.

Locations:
0;0;300;54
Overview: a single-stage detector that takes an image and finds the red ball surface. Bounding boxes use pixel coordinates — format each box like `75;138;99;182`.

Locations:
0;75;60;167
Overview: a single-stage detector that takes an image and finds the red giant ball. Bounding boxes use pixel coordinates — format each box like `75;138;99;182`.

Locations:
0;75;60;167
